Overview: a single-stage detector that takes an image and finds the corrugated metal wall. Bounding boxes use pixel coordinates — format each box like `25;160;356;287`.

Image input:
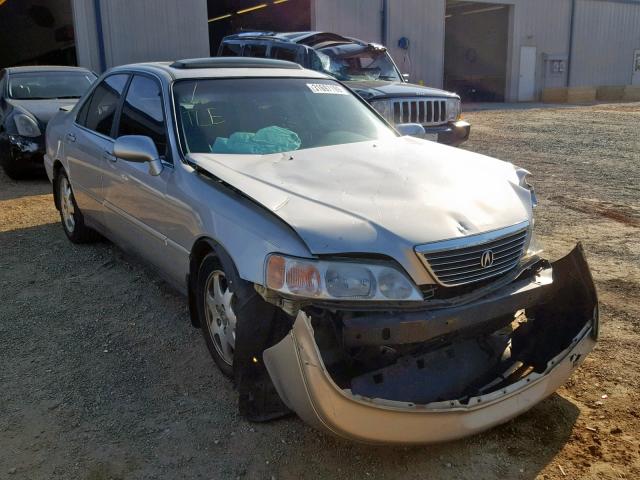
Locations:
387;0;446;88
312;0;382;44
571;0;640;86
313;0;640;100
72;0;209;72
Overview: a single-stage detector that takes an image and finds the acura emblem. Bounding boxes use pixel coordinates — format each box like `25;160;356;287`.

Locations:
480;250;495;268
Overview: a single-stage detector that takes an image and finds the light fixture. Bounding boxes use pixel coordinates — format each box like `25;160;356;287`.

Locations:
237;3;268;15
208;13;232;23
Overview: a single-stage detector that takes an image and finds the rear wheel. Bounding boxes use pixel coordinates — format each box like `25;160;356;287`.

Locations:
55;171;100;243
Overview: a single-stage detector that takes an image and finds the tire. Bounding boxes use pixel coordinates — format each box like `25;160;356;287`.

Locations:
196;251;292;420
55;170;100;244
197;254;237;378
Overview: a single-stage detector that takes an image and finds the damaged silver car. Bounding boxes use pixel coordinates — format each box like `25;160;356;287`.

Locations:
45;57;598;444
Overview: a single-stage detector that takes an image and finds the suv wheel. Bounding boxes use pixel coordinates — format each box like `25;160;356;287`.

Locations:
55;171;100;243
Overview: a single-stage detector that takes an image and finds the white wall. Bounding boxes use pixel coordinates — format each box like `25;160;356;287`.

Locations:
72;0;209;72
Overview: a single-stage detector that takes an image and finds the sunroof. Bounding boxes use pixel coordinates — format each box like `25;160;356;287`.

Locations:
170;57;303;70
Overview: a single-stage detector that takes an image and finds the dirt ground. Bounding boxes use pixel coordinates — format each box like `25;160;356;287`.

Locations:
1;102;639;480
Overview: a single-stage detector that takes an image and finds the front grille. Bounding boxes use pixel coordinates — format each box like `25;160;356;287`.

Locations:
393;98;447;126
415;223;529;287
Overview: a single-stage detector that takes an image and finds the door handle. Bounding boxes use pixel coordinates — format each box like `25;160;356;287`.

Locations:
102;151;117;162
66;132;76;143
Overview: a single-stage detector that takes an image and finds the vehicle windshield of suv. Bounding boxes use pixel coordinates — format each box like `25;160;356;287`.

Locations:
316;45;401;82
174;78;395;155
8;71;96;100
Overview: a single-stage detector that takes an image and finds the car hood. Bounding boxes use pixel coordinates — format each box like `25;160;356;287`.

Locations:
7;98;79;125
188;137;532;256
344;80;458;100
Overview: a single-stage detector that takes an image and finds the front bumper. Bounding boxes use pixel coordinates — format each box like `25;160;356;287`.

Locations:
263;245;598;445
2;134;45;168
426;120;471;146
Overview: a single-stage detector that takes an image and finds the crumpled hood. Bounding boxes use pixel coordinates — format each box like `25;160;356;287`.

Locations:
189;137;532;256
7;98;79;126
344;80;458;100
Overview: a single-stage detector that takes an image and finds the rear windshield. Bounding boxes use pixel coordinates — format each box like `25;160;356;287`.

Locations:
173;77;395;155
8;71;96;100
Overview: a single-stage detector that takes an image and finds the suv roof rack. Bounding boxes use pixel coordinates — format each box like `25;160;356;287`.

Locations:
170;57;303;70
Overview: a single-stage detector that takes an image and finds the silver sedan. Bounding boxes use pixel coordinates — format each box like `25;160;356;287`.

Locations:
45;57;598;444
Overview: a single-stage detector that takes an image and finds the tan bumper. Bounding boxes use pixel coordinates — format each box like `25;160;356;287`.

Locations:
263;312;595;445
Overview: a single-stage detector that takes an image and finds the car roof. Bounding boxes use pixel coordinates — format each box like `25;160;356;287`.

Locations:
108;57;331;81
5;65;94;74
223;31;367;48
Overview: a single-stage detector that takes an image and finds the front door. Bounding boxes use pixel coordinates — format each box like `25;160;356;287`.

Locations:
65;74;129;226
518;46;537;102
633;50;640;86
102;74;183;284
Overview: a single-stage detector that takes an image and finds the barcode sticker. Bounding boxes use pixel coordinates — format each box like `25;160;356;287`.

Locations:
306;83;348;95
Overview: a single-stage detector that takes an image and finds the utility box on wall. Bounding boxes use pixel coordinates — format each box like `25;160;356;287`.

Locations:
542;53;568;89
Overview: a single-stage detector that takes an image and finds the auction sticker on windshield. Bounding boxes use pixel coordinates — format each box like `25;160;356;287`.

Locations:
307;83;348;95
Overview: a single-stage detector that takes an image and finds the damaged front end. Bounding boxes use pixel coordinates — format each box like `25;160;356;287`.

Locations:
262;245;598;444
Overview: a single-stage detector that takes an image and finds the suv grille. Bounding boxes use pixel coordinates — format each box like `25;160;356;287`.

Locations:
415;222;529;287
394;98;446;126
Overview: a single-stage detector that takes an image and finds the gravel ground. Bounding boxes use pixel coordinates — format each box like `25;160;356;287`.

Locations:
1;102;639;480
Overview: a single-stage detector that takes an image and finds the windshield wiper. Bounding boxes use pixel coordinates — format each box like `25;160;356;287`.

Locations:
55;96;81;99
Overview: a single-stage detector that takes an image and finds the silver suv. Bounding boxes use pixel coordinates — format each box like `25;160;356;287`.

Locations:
45;57;598;444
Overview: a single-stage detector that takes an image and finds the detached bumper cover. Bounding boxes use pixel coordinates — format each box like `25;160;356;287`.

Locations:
263;245;598;444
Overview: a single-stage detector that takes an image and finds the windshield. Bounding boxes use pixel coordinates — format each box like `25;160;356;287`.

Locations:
316;47;401;82
8;71;96;100
173;78;395;155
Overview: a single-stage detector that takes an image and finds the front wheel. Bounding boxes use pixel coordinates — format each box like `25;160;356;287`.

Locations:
196;251;292;420
200;264;237;377
55;171;100;243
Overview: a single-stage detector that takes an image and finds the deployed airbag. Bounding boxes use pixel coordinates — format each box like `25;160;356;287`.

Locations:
211;126;301;154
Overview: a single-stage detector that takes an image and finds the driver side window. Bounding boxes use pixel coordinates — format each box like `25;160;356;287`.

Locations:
77;74;129;137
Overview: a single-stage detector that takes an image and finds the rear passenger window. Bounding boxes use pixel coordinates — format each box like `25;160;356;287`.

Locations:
78;74;128;137
220;43;242;56
243;44;267;58
118;75;167;157
271;46;298;62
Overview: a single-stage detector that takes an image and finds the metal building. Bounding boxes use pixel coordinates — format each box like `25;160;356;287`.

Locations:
1;0;638;102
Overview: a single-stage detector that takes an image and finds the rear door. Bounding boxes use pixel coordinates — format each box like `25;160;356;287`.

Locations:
65;74;129;226
102;74;183;284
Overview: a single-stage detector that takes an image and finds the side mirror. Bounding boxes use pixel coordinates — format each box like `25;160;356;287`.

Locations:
396;123;426;137
113;135;163;176
402;73;410;82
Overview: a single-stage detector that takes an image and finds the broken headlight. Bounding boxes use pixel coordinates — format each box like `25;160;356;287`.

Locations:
265;254;423;301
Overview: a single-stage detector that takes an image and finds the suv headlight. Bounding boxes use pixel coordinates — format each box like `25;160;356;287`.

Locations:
265;254;423;301
446;98;461;122
370;99;394;124
14;113;41;137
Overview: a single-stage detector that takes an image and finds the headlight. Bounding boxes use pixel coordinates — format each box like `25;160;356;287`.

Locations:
515;167;538;207
265;254;423;301
370;99;394;124
14;114;41;137
446;98;461;122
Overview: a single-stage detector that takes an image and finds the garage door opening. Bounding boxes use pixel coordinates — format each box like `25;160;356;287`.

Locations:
207;0;311;55
0;0;76;68
444;1;510;102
